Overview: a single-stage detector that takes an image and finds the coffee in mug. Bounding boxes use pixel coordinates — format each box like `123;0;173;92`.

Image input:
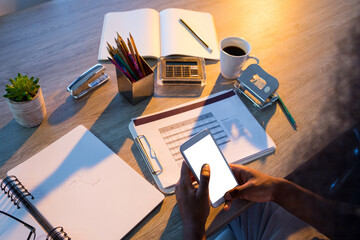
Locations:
222;46;246;56
219;37;259;79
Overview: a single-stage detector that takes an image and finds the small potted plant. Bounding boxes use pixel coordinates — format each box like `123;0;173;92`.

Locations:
3;73;46;127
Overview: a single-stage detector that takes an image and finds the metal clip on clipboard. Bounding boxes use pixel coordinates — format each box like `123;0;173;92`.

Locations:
134;135;175;195
67;64;109;99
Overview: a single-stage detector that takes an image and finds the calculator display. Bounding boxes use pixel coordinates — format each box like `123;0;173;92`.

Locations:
166;61;197;65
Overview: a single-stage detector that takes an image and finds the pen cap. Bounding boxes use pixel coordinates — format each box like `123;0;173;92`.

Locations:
116;56;154;105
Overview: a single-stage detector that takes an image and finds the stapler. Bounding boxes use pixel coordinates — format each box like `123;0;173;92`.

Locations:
67;64;109;99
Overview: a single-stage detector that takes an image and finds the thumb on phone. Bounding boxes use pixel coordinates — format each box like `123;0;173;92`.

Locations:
197;164;210;198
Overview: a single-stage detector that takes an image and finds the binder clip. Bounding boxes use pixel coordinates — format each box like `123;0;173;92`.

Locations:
234;64;279;109
67;64;109;99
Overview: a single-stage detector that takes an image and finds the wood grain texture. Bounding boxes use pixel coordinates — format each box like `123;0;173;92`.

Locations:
0;0;359;239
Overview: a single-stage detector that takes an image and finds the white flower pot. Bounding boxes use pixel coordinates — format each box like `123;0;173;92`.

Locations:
7;87;46;127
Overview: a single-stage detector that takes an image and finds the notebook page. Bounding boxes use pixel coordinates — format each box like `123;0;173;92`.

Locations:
98;8;161;60
8;125;163;240
159;8;220;60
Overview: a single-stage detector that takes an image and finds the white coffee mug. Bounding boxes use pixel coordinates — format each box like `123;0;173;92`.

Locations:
220;37;259;79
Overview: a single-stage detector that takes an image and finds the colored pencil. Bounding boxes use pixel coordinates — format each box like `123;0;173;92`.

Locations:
116;33;135;71
114;54;138;81
108;57;135;82
129;33;146;76
107;41;138;80
114;38;128;63
127;38;144;78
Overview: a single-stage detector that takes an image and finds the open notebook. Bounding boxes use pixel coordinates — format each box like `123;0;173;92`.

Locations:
0;125;163;239
98;8;220;60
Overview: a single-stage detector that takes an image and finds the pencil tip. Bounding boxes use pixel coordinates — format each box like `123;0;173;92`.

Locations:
117;32;122;40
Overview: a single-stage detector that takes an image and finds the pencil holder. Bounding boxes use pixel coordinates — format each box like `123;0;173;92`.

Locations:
116;57;154;105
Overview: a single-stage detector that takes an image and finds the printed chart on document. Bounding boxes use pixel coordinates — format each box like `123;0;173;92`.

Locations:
159;112;230;167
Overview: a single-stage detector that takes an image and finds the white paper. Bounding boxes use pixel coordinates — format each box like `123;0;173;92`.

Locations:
98;8;161;60
160;8;220;60
8;125;163;240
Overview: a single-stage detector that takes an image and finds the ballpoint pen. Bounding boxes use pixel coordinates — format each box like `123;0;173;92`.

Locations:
277;95;297;130
179;18;213;53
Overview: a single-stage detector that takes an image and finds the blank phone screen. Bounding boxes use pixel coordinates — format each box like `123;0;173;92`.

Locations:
182;134;238;205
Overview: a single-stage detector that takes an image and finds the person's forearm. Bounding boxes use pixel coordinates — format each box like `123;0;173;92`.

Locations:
272;178;336;238
183;223;206;240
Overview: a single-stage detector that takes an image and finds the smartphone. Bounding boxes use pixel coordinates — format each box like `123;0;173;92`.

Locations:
180;129;238;207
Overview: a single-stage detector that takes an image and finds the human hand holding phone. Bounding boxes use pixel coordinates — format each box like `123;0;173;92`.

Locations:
180;130;238;208
224;164;281;210
175;162;210;240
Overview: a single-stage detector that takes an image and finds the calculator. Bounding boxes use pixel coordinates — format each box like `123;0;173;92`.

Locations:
156;56;206;86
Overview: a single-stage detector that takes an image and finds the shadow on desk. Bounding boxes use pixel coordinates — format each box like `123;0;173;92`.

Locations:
88;93;155;181
48;89;97;125
160;205;182;240
0;119;37;171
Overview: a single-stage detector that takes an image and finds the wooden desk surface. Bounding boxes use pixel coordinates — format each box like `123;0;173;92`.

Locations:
0;0;359;239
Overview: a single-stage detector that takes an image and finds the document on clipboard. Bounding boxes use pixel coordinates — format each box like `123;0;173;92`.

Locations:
129;90;276;194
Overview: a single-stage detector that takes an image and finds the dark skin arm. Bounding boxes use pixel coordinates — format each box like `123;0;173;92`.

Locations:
176;162;349;239
175;162;210;240
224;164;336;238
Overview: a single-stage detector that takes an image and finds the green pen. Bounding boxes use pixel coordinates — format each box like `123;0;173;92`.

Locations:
277;95;297;130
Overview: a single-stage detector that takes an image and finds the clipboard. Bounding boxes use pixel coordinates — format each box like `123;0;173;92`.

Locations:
129;89;276;194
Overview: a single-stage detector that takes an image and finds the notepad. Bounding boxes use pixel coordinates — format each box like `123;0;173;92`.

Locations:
129;90;276;193
98;8;220;60
0;125;163;239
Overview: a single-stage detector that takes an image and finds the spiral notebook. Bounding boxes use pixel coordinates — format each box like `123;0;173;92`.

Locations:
0;125;164;239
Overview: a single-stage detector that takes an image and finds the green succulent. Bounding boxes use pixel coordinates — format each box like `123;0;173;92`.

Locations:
3;73;40;102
